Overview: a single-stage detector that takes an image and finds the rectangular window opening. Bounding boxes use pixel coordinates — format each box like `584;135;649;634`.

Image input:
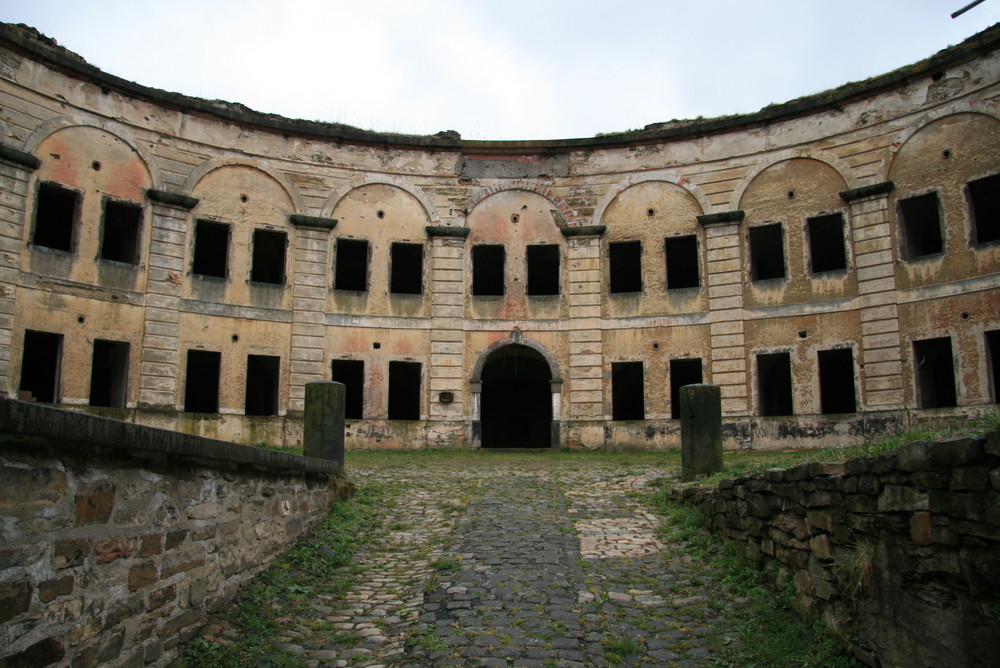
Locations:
817;348;856;414
913;337;957;408
757;352;793;416
987;330;1000;404
609;241;642;293
331;359;365;419
388;361;421;420
968;173;1000;245
390;242;423;295
472;244;505;296
89;340;129;408
611;361;645;420
334;238;369;292
807;213;847;274
192;221;230;278
19;330;63;403
669;358;703;419
184;349;221;413
527;244;560;296
100;200;142;264
245;354;280;416
33;182;78;252
749;223;786;281
899;193;943;259
664;235;699;290
250;229;287;284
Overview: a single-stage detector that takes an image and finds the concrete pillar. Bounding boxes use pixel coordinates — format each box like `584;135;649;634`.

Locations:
680;383;723;481
303;381;345;469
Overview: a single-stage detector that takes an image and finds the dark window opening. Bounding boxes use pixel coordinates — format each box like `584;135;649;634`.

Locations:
184;349;221;413
192;221;230;278
664;235;699;290
388;361;421;420
807;213;848;273
334;238;369;291
817;348;856;414
89;340;129;408
19;330;62;403
250;229;287;284
757;352;793;416
749;223;786;281
472;245;505;296
968;173;1000;245
669;358;703;419
611;361;644;420
609;241;642;293
245;354;280;416
527;245;560;296
914;337;957;408
100;200;141;264
331;359;364;419
390;242;423;295
986;330;1000;404
899;193;943;259
33;182;77;252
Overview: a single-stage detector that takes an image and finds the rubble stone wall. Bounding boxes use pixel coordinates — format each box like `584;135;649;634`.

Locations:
673;430;1000;668
0;398;350;667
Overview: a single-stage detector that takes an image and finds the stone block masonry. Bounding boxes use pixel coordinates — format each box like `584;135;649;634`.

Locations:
673;430;1000;668
0;398;352;667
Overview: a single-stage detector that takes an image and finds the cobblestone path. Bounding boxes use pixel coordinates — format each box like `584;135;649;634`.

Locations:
268;458;742;667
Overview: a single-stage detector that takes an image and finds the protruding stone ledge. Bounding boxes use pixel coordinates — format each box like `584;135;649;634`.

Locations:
560;225;606;237
697;210;745;226
147;189;199;210
290;214;338;229
426;225;471;238
0;145;41;170
839;181;895;202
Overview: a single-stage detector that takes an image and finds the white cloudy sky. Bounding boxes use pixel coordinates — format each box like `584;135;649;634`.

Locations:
4;1;999;140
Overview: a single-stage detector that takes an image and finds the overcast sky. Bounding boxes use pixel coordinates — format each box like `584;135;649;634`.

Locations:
4;1;999;140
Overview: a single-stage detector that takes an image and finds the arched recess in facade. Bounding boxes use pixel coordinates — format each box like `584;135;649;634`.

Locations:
470;334;563;449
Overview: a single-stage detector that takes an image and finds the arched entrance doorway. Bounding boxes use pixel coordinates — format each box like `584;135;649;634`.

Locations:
478;344;555;448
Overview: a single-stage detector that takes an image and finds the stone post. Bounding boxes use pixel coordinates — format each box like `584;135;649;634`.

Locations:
303;381;345;469
680;383;723;481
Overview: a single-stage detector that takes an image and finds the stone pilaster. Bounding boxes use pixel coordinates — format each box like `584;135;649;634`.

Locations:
139;190;199;408
840;182;903;409
698;211;747;416
563;226;605;419
426;226;470;425
288;215;338;415
0;147;40;394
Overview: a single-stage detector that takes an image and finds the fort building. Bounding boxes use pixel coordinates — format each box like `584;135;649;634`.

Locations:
0;22;998;450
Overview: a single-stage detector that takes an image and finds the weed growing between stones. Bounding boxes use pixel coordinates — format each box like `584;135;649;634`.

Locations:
177;484;385;667
646;489;861;667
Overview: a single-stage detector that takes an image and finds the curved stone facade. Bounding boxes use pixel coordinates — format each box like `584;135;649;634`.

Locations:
0;23;998;450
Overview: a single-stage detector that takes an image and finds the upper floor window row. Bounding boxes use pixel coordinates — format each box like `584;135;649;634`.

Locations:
471;244;561;297
192;220;287;285
897;172;1000;260
333;238;425;295
33;182;144;264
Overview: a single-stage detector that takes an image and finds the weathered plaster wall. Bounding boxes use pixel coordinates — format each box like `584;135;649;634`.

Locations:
0;23;998;449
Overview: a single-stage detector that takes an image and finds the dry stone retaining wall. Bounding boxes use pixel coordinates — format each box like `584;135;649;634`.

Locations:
673;430;1000;668
0;398;350;667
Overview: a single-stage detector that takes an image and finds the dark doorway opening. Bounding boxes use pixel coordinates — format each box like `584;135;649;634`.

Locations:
757;352;793;416
20;330;63;403
817;348;857;414
670;358;703;419
913;337;957;408
331;359;365;419
245;354;280;416
987;330;1000;404
388;361;421;420
184;349;221;413
480;344;552;448
90;340;129;408
611;361;645;420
